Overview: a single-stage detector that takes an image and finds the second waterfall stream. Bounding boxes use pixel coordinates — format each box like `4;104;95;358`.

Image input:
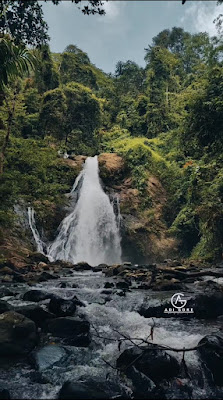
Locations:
46;156;122;266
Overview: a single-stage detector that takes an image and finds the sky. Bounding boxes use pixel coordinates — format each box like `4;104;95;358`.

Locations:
42;0;223;73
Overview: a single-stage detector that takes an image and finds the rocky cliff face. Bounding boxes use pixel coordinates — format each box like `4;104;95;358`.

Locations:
98;153;178;263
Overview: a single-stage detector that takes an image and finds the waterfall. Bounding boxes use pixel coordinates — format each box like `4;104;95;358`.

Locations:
47;156;122;266
27;207;45;254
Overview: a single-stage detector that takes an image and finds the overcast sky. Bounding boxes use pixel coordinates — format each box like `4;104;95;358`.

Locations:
42;1;223;73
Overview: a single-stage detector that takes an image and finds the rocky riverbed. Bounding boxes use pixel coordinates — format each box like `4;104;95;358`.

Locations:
0;256;223;399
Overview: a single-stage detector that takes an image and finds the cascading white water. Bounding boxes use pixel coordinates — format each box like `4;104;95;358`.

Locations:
47;156;122;266
27;207;45;254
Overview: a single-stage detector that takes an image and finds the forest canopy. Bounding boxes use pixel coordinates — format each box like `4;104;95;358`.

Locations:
0;0;223;263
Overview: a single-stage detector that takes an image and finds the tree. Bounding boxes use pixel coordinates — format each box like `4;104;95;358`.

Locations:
0;37;36;173
40;83;101;150
40;88;67;141
60;50;97;89
0;1;105;46
146;46;180;136
34;45;59;93
115;60;145;95
182;66;223;156
0;37;35;90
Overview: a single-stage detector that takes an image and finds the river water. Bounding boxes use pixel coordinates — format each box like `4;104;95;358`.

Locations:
0;269;222;399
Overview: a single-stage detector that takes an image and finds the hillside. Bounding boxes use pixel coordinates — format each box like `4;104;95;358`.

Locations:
0;30;223;264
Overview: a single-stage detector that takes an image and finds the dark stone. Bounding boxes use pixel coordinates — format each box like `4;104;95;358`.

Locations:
0;288;14;298
116;290;126;297
198;335;223;386
37;271;57;282
23;289;53;302
104;282;114;289
31;344;68;371
139;304;166;318
0;311;37;356
0;389;11;399
47;316;90;347
126;366;156;399
13;304;55;327
193;285;223;319
151;280;184;291
0;300;11;314
28;252;49;264
58;380;112;399
48;295;76;317
116;281;130;290
117;345;180;384
12;272;26;283
73;262;92;271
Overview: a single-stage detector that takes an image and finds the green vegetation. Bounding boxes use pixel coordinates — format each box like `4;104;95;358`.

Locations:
1;20;223;262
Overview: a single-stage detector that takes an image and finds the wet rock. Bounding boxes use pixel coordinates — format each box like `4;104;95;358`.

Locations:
47;316;90;347
0;389;11;399
0;267;14;275
104;282;114;289
116;281;130;290
116;290;126;297
58;377;125;400
73;262;92;271
104;264;126;277
139;304;166;318
117;345;180;384
151;278;184;291
12;272;26;283
37;271;57;282
13;304;55;327
193;284;223;319
58;380;113;399
23;289;53;302
0;300;11;314
31;344;68;372
198;335;223;386
28;252;49;264
0;311;37;356
48;295;76;317
126;366;156;399
1;275;13;283
0;288;14;298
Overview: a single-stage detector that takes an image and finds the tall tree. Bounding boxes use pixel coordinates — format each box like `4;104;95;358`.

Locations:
0;37;36;173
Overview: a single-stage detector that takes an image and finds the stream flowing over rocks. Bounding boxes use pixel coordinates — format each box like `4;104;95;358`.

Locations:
1;157;223;399
0;260;223;399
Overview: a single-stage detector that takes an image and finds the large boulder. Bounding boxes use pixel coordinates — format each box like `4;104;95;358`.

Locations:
23;289;53;302
198;335;223;386
58;380;122;400
98;153;125;184
31;345;68;372
193;284;223;319
116;345;180;384
0;300;11;314
28;252;49;264
47;316;90;347
0;311;37;356
13;304;55;327
48;295;76;317
0;288;14;298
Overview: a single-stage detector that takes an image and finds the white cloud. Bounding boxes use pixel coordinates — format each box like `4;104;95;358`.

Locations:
98;1;127;21
181;1;223;36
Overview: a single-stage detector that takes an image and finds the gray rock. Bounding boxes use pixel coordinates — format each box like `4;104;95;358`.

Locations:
31;345;68;371
47;316;90;347
0;311;37;356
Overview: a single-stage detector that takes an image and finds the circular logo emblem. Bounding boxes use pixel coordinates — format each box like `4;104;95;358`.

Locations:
171;293;187;309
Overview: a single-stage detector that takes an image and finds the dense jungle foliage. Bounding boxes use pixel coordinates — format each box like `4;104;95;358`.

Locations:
1;14;223;261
